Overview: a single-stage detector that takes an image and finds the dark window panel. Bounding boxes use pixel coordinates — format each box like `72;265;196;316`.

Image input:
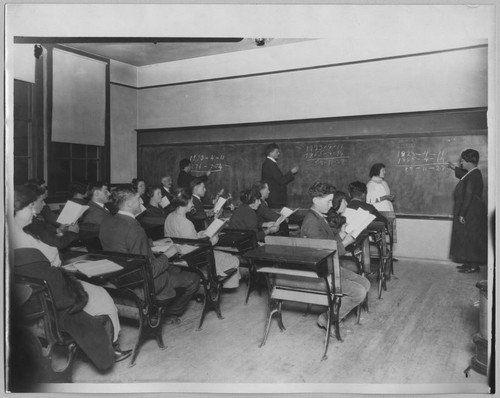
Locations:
53;159;71;193
14;81;30;121
72;159;87;182
14;157;31;184
87;159;99;182
53;142;71;158
87;145;98;158
72;143;86;158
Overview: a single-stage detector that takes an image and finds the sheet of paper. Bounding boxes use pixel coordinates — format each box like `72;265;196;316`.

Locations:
204;218;226;238
274;207;298;226
71;259;123;277
56;201;89;224
160;196;170;208
213;197;227;213
344;208;376;238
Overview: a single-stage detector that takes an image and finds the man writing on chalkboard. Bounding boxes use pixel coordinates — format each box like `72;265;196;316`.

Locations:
261;143;299;209
177;158;211;190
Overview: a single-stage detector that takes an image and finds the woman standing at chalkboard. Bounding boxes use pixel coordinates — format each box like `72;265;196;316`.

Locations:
448;149;487;273
366;163;395;212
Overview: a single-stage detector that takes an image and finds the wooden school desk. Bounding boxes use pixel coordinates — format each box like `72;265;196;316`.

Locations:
243;238;341;360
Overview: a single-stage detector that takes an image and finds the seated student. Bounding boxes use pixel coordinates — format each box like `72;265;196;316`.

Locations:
227;188;279;242
131;178;148;206
160;175;175;202
99;186;200;319
11;185;131;363
23;184;79;250
300;182;371;329
252;181;289;236
326;190;347;231
165;188;240;289
188;178;219;232
346;181;388;225
26;179;60;228
177;158;210;190
79;182;113;241
68;181;89;205
142;185;170;222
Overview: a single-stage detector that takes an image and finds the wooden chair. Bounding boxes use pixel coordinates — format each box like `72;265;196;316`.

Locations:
257;236;342;361
13;275;77;383
366;221;391;299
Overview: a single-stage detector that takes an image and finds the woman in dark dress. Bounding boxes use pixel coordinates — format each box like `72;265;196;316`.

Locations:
448;149;487;273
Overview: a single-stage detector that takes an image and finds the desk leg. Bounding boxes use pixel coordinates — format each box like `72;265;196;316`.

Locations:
260;298;280;347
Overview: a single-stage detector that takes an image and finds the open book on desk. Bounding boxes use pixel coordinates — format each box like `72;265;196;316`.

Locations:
62;259;123;277
57;201;89;225
343;208;376;239
274;207;299;226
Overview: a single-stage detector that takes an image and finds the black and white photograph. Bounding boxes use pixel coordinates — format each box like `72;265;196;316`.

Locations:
3;2;497;395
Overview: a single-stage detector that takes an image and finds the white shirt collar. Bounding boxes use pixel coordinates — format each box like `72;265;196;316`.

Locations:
118;210;136;219
193;194;201;200
267;156;277;163
92;200;105;208
460;167;478;181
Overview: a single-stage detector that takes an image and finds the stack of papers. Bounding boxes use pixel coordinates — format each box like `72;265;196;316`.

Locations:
68;259;123;277
56;201;89;224
343;208;376;238
160;196;170;208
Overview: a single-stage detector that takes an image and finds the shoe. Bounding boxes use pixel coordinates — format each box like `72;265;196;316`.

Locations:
113;345;132;363
456;264;470;270
458;266;480;274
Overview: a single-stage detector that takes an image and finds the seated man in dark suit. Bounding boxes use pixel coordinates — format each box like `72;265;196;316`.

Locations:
252;181;289;236
79;182;113;241
300;182;370;329
188;178;213;232
99;186;199;320
346;181;388;226
68;181;89;206
160;175;175;202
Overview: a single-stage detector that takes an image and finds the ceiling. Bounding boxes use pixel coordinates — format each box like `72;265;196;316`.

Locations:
65;38;312;67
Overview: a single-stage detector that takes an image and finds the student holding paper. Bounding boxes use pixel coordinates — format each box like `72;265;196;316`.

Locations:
23;184;79;250
227;188;279;242
189;178;220;232
252;181;289;236
300;182;370;329
346;181;388;226
165;189;240;289
143;185;171;221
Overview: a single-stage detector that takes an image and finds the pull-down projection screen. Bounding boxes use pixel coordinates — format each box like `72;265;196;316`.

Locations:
51;48;106;146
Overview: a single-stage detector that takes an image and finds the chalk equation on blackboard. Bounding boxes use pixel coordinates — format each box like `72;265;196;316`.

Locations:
190;153;229;173
396;147;448;172
303;143;349;167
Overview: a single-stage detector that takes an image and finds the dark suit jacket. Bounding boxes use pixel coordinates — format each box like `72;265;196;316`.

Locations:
80;201;113;240
160;187;174;202
177;170;208;190
227;203;266;242
13;248;114;371
346;199;388;225
300;209;346;256
256;199;280;226
261;158;294;208
99;213;176;300
188;196;207;232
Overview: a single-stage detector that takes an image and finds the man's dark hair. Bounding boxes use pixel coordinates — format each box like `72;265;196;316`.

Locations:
308;182;336;198
111;185;136;209
87;181;109;197
264;143;279;157
461;149;480;165
348;181;367;198
239;188;262;205
179;158;191;170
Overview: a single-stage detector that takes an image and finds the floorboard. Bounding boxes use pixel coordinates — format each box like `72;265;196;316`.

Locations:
71;259;491;393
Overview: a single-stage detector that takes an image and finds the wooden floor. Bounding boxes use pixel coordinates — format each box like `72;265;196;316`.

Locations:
70;258;490;393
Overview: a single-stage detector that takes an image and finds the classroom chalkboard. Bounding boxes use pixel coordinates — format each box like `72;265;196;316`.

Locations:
138;133;488;217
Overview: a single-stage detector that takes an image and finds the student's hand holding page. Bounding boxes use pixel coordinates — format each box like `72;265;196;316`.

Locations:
262;221;276;228
264;225;279;235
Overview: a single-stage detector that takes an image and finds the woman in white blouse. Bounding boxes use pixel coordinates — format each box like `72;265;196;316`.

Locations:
164;188;240;288
366;163;395;212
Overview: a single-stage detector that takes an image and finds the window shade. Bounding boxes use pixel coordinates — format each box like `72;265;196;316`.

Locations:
52;48;106;146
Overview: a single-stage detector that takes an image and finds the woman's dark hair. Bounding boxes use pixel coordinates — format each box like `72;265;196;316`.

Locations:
348;181;367;198
179;158;191;170
326;209;346;230
308;182;336;198
239;188;261;205
369;163;386;178
461;149;479;165
14;185;38;215
131;178;145;190
26;178;46;187
332;190;347;212
171;188;192;209
68;181;88;196
251;181;268;192
264;143;279;157
147;184;162;198
23;183;46;199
